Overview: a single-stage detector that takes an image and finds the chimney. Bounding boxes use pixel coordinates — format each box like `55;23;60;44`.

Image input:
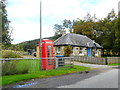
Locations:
62;30;66;36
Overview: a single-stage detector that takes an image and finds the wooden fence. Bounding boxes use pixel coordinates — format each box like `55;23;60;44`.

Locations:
73;56;106;65
107;57;120;64
73;56;120;65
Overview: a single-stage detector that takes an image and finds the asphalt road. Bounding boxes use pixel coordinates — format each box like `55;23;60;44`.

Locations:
3;63;119;89
58;68;118;88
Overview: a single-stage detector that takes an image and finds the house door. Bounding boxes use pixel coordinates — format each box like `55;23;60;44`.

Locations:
87;48;91;56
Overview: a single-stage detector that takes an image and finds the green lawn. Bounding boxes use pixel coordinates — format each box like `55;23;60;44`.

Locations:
108;63;120;66
1;65;91;86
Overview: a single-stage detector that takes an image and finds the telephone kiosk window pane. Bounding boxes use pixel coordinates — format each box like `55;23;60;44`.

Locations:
47;45;53;65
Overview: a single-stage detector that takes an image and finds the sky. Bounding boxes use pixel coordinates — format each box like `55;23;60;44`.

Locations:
6;0;119;44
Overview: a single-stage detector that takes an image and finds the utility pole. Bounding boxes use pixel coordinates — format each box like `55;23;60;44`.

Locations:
40;0;42;70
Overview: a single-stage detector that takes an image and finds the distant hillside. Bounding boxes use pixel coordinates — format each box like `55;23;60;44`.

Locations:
13;35;61;51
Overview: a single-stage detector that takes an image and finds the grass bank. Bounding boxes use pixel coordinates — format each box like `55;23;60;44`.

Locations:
2;59;40;76
1;65;90;86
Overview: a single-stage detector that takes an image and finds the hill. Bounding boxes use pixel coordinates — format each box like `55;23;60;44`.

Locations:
10;35;61;51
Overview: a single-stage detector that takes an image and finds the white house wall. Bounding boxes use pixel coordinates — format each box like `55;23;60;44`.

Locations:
72;47;80;56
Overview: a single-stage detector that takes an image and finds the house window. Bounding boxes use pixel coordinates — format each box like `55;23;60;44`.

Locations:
95;50;97;54
79;47;83;54
57;47;61;53
95;49;99;55
76;47;79;50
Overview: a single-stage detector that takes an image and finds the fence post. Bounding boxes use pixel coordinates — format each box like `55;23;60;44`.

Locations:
55;57;58;68
70;57;72;65
72;57;74;65
105;57;108;65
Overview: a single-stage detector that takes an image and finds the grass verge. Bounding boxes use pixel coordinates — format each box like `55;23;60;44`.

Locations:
2;59;40;76
1;65;90;86
108;63;120;66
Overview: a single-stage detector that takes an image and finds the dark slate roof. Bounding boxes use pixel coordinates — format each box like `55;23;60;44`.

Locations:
54;33;103;48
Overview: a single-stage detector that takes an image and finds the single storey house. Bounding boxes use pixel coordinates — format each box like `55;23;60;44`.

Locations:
54;33;103;57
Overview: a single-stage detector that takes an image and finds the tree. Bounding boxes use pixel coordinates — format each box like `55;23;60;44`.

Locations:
53;24;65;36
73;21;95;39
113;13;120;55
73;13;97;39
84;13;93;22
93;9;117;56
53;19;73;35
0;0;12;48
63;19;73;33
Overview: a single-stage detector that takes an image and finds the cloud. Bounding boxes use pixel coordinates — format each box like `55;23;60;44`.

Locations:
7;0;40;20
89;0;119;19
42;0;85;20
6;0;119;44
42;0;119;21
6;0;40;44
10;21;40;44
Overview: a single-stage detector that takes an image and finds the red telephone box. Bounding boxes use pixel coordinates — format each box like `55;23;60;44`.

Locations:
38;39;55;70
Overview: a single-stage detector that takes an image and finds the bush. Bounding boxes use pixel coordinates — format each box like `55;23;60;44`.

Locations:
64;46;73;57
2;50;22;58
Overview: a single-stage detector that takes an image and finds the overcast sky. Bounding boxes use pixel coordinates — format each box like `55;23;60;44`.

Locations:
6;0;119;44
